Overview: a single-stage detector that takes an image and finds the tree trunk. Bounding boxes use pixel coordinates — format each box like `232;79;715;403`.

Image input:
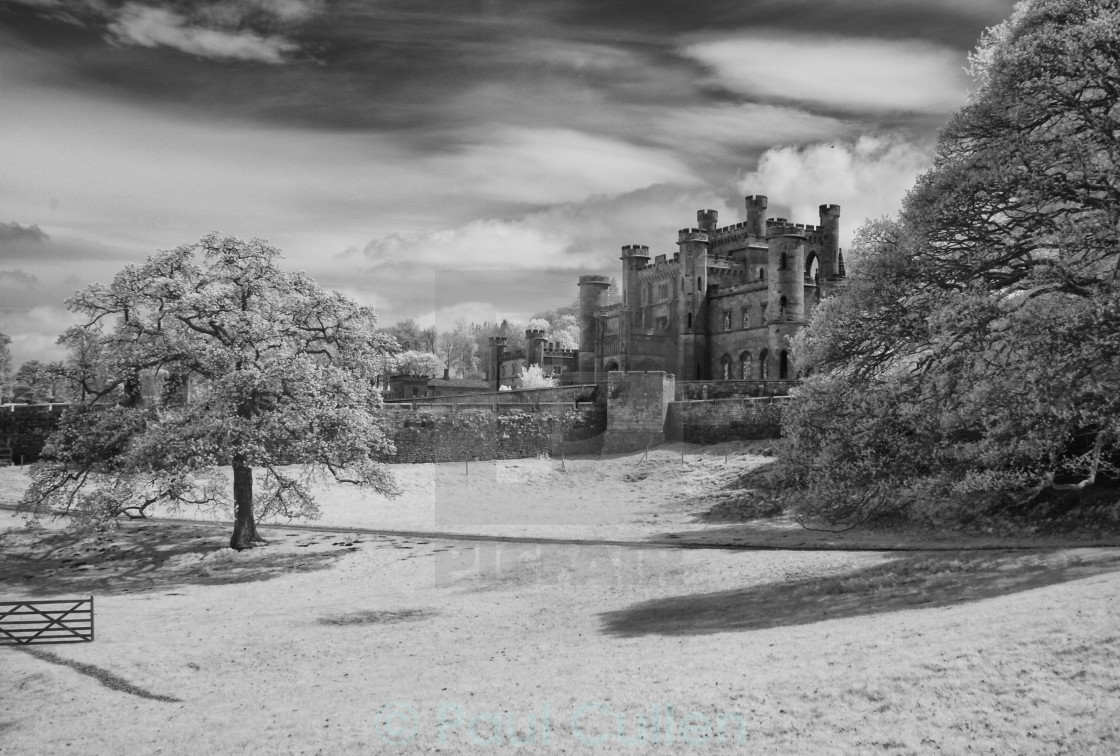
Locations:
230;456;265;550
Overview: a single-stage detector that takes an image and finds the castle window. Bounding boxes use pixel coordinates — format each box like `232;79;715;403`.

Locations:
740;352;751;379
760;302;768;322
697;276;703;292
780;252;788;270
759;349;770;380
686;312;693;329
721;354;732;380
722;311;731;331
779;350;790;380
742;308;750;329
806;253;819;284
759;268;766;281
779;295;788;320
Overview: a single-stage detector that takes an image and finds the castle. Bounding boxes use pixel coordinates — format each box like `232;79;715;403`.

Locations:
487;194;843;388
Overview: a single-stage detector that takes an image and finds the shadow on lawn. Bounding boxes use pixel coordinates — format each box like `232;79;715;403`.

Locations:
600;549;1120;637
0;519;343;596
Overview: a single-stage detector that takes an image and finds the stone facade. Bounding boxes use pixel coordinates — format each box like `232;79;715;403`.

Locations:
577;195;843;383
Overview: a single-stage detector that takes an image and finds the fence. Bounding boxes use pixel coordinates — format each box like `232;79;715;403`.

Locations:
0;597;94;645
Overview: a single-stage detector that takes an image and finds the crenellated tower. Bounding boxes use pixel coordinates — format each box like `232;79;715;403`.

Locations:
577;274;611;382
677;227;710;380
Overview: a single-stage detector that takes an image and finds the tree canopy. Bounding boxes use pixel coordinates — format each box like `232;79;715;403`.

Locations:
20;234;399;549
783;0;1120;523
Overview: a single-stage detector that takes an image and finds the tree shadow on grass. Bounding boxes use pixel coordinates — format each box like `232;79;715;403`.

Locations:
600;549;1120;637
0;519;345;596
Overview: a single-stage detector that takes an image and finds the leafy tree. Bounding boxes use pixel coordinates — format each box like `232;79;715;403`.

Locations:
435;319;478;378
384;318;436;353
20;234;398;549
393;350;442;377
12;360;65;403
518;363;559;389
784;0;1120;522
0;332;11;402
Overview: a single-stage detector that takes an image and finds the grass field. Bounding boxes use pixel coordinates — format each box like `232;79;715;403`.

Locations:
2;444;1119;754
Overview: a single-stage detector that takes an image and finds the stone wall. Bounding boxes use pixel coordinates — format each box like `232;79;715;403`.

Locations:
0;404;72;463
389;384;597;408
603;371;675;453
666;396;790;443
382;406;606;463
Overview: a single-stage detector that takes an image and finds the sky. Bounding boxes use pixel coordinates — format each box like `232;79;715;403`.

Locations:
0;0;1016;366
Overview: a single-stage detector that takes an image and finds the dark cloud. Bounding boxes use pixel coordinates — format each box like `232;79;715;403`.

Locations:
0;221;48;243
1;0;1011;139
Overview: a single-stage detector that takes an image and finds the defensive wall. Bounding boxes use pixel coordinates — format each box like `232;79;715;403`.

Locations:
0;376;791;465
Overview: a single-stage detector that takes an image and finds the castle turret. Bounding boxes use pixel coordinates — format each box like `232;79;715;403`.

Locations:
767;232;807;380
745;195;768;237
577;274;610;383
525;328;547;370
620;244;650;311
696;209;719;234
487;335;508;391
817;203;841;282
677;227;710;380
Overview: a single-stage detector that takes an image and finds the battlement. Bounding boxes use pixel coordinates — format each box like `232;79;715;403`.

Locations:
525;328;546;340
677;228;709;244
578;274;611;287
621;244;650;255
543;346;578;357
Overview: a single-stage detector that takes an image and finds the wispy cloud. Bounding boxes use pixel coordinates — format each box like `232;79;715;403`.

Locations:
425;128;700;206
107;3;300;63
682;34;970;114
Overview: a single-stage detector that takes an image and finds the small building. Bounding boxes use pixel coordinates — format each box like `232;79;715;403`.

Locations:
386;372;493;400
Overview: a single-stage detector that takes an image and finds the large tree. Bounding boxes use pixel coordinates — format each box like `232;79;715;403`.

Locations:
0;332;12;403
783;0;1120;522
20;234;398;549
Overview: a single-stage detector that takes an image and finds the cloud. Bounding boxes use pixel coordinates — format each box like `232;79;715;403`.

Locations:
736;134;936;244
106;3;300;63
0;222;49;243
682;34;970;113
426;128;700;205
0;270;41;288
654;103;851;158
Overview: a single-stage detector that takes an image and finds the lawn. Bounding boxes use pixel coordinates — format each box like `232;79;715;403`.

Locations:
2;443;1119;754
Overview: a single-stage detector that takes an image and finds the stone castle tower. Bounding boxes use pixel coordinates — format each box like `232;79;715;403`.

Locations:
577;195;842;383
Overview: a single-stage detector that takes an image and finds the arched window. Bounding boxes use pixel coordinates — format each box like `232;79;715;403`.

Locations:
604;360;620;373
697;276;703;292
740;352;751;379
722;311;731;330
759;349;770;380
721;354;732;380
779;350;790;379
759;267;766;281
686;312;692;329
806;253;819;284
779;295;788;320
